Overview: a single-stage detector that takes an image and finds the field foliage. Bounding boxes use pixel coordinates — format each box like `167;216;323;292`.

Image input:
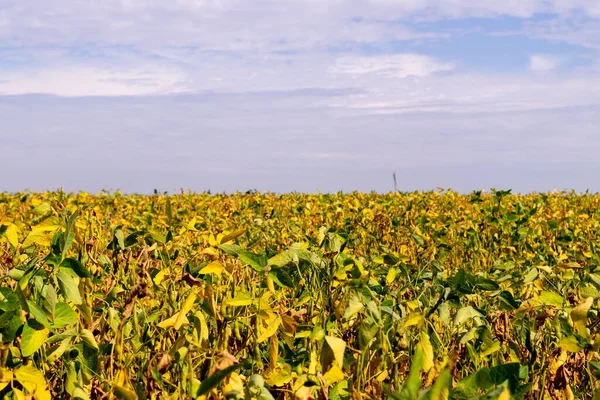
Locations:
1;190;600;399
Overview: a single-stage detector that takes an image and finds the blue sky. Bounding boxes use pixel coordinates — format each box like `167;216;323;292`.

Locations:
2;0;600;193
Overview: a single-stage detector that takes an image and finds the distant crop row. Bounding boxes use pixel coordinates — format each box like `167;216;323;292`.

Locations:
1;190;600;399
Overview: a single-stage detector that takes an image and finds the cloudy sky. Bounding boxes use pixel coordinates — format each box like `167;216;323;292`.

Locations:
2;1;600;193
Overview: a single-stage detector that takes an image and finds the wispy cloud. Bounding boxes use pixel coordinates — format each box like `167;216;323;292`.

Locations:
331;54;453;78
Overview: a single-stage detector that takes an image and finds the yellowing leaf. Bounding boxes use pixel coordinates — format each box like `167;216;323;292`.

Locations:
323;364;345;385
343;296;363;319
571;297;594;322
0;367;13;392
22;230;54;248
195;311;209;342
535;291;564;308
175;292;197;330
157;312;189;329
199;260;226;276
14;364;51;400
324;336;346;369
257;314;281;343
5;224;19;248
80;329;99;350
498;387;511;400
31;218;60;233
226;293;253;307
418;331;434;372
265;363;293;387
559;336;582;353
386;268;397;285
185;217;198;231
571;297;594;339
153;269;168;285
404;313;424;328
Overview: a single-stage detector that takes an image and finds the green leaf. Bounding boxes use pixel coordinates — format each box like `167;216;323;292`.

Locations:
454;306;483;326
26;300;52;329
268;250;297;268
454;363;521;396
239;250;267;272
268;268;294;288
429;369;451;400
72;387;91;400
411;234;424;246
0;288;19;312
60;258;92;279
21;319;49;357
343;296;363;319
393;347;423;400
57;271;82;305
43;284;58;320
1;313;24;342
113;385;138;400
115;229;126;250
358;320;379;350
196;363;242;397
53;302;78;329
219;244;244;256
79;329;99;350
536;291;564;307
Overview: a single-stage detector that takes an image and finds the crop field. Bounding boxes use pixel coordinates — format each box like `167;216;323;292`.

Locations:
1;190;600;399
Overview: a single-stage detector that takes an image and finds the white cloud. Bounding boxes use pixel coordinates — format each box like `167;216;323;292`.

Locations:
0;66;187;96
529;54;561;72
331;54;453;78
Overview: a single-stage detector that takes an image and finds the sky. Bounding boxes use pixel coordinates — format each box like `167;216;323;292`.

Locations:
2;1;600;194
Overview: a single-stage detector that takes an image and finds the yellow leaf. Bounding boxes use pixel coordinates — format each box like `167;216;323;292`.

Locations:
386;268;397;285
257;314;281;343
223;372;245;394
157;312;189;329
6;224;19;248
571;297;594;322
323;364;345;385
265;364;293;387
196;311;209;342
418;331;435;372
498;387;511;400
220;228;246;244
153;269;168;285
13;388;25;400
185;217;198;231
0;367;13;392
174;293;197;330
14;364;51;400
226;293;253;307
535;265;553;274
22;230;54;248
200;247;218;256
404;313;423;328
308;349;318;375
559;337;582;353
31;218;60;233
324;336;346;369
571;297;594;339
406;300;420;310
198;260;225;276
